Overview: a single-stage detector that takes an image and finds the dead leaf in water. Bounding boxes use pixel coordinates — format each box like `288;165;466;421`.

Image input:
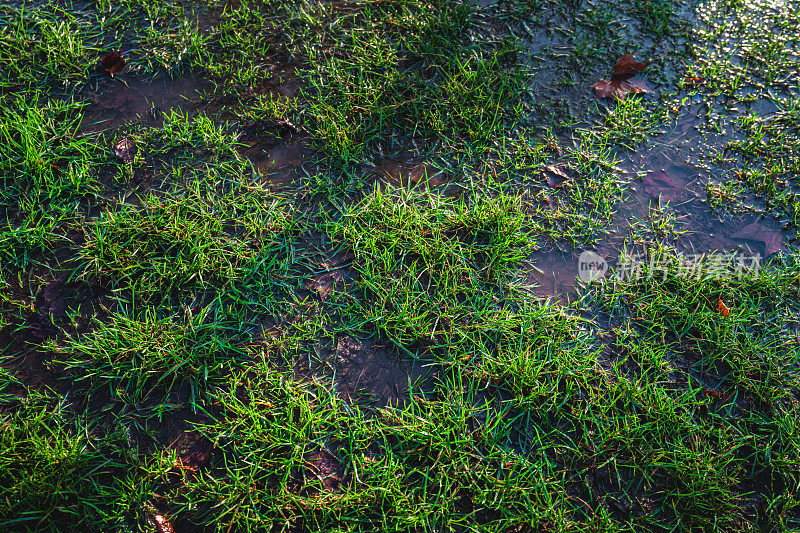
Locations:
731;221;785;256
592;54;652;100
541;165;571;188
642;170;679;200
100;51;126;76
178;438;214;472
113;137;137;162
611;54;651;78
592;78;651;100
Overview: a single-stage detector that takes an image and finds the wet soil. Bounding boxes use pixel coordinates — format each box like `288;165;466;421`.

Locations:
373;157;445;190
0;271;111;397
324;334;436;407
3;1;799;530
490;0;796;303
526;97;794;303
303;447;344;493
82;73;210;132
236;118;308;186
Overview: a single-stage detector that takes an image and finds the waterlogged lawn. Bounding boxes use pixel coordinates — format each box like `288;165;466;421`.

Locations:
1;0;799;531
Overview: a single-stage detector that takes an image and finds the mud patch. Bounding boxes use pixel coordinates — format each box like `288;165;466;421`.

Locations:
130;405;218;461
0;274;108;396
303;448;343;493
524;250;582;303
374;157;443;189
305;269;349;302
30;280;67;338
527;99;793;303
256;140;306;185
236;118;306;186
0;341;67;397
325;335;435;407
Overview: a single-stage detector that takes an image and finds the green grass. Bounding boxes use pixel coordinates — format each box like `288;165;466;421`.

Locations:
0;6;94;92
329;189;535;353
303;7;524;164
0;394;129;530
2;0;800;530
0;94;98;269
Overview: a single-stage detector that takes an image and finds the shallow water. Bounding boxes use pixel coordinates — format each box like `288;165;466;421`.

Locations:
81;73;209;132
526;99;791;303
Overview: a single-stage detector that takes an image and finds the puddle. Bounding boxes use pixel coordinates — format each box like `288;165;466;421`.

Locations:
514;0;796;303
82;73;209;132
374;157;444;190
527;102;793;303
523;250;581;303
255;141;306;186
619;105;791;260
292;255;435;409
236;118;307;186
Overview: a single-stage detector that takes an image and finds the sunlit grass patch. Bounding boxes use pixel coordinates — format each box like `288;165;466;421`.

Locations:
165;365;565;531
2;0;800;530
569;249;800;528
303;3;524;164
0;395;128;530
79;187;299;304
329;189;535;354
0;95;97;204
596;248;800;401
0;95;98;269
0;6;93;92
55;308;248;403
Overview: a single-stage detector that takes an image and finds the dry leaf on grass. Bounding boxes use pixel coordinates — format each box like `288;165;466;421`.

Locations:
177;438;214;472
717;297;730;318
152;514;174;533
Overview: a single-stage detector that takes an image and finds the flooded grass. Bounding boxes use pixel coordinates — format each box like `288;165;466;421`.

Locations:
1;0;800;531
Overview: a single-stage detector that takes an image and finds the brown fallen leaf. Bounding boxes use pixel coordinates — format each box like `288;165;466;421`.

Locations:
592;78;651;100
731;221;785;257
113;137;137;162
100;51;126;76
717;297;730;318
541;165;571;188
178;437;214;472
683;76;706;88
612;54;651;78
152;514;174;533
592;54;652;100
642;170;679;200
